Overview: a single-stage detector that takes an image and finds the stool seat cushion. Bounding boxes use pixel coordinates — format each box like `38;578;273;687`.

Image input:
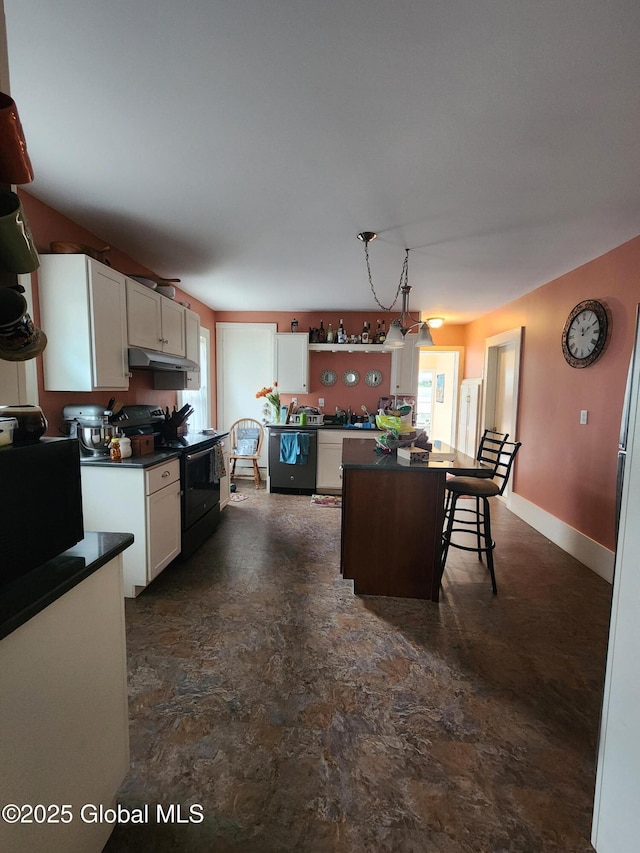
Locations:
445;476;500;497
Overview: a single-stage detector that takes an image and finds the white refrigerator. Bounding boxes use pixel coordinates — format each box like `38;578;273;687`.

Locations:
592;305;640;852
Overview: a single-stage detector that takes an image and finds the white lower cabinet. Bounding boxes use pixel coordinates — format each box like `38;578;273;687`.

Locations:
81;458;181;597
0;556;129;853
219;436;231;509
316;430;378;493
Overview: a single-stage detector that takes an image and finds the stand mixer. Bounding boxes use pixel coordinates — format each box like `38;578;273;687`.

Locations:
62;404;121;456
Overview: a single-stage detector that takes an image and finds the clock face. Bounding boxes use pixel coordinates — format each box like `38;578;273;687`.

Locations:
562;300;608;368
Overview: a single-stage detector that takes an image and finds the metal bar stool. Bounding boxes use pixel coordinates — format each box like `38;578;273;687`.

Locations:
441;431;521;593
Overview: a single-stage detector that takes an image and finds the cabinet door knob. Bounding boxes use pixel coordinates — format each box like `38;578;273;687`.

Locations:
162;470;171;478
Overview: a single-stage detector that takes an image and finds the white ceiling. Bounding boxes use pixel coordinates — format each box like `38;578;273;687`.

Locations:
5;1;640;323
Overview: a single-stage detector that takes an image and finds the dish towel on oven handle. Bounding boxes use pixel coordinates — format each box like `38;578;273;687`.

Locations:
279;431;310;464
212;442;226;480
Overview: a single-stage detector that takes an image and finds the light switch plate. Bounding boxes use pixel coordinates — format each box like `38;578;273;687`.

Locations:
580;410;588;424
318;397;325;407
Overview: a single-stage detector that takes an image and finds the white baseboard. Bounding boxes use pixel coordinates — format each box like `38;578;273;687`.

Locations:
509;493;615;584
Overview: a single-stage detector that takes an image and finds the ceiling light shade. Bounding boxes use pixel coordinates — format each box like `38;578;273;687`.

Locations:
416;323;434;347
383;319;404;349
426;317;444;328
358;231;441;349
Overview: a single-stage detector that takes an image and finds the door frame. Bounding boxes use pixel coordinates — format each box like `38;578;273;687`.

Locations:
482;328;522;435
482;327;523;498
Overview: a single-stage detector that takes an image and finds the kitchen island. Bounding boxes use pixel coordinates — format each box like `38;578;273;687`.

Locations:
0;532;133;853
340;438;492;601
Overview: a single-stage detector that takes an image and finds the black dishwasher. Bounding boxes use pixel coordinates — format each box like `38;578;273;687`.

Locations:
268;428;318;493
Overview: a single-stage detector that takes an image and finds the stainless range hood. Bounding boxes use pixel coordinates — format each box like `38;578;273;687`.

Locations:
128;347;199;372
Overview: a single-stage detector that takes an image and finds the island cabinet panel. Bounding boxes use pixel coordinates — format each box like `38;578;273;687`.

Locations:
0;555;129;853
341;465;446;600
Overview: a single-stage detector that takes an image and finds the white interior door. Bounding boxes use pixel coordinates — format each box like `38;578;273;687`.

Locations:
494;345;516;436
216;322;276;470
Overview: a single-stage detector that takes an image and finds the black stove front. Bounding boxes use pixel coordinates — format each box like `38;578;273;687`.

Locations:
178;436;222;559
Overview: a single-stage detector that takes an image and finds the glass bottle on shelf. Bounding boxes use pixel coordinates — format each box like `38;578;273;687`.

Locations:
318;319;326;342
361;321;369;344
379;320;387;344
326;323;334;343
337;319;346;343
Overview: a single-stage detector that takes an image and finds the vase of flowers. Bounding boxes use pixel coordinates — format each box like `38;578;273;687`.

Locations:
256;382;281;423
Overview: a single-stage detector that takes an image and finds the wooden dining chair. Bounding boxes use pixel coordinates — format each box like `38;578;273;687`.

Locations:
229;418;264;488
441;433;521;593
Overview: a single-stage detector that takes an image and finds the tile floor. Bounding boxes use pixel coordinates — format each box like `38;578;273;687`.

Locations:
105;482;612;852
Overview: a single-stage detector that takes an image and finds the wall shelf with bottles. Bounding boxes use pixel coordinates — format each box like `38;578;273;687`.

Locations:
308;343;391;354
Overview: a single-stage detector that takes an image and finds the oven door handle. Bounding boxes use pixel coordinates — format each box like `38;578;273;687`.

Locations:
185;446;215;462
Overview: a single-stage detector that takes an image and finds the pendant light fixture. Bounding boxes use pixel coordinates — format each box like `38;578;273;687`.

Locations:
357;232;440;349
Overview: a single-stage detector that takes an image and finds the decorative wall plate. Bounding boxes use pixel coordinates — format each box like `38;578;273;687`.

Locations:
343;369;360;387
320;369;337;387
365;369;383;388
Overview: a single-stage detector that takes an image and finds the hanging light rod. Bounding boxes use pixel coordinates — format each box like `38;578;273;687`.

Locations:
357;231;438;349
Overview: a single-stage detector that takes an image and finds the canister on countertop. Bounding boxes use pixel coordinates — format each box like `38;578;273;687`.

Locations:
119;436;132;458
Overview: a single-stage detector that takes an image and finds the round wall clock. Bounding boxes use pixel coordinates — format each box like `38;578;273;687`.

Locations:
561;299;609;368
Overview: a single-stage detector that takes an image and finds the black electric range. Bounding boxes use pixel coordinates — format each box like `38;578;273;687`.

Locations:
117;405;226;558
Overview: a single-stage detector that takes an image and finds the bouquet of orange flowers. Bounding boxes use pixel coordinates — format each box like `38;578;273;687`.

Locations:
256;382;281;422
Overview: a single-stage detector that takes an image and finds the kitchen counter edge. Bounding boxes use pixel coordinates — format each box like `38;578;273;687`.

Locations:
266;422;382;432
0;531;134;641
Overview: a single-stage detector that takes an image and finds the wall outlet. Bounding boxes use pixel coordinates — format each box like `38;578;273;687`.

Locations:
580;410;588;425
292;398;298;407
318;397;325;408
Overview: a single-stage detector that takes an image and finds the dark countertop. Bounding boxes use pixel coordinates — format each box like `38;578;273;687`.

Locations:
80;449;181;468
0;531;134;641
79;432;230;468
341;437;493;475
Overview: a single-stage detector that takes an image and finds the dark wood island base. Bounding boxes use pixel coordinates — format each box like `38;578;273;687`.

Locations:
339;438;492;601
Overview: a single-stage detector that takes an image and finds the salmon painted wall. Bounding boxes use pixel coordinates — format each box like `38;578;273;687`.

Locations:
463;235;640;551
215;310;466;416
17;190;217;434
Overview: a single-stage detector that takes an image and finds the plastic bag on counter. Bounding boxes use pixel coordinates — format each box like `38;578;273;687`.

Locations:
375;414;401;432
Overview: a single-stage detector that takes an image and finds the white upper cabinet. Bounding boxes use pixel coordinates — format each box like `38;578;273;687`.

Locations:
126;279;186;357
275;333;309;394
184;308;201;390
38;254;129;391
390;341;420;396
160;298;186;357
